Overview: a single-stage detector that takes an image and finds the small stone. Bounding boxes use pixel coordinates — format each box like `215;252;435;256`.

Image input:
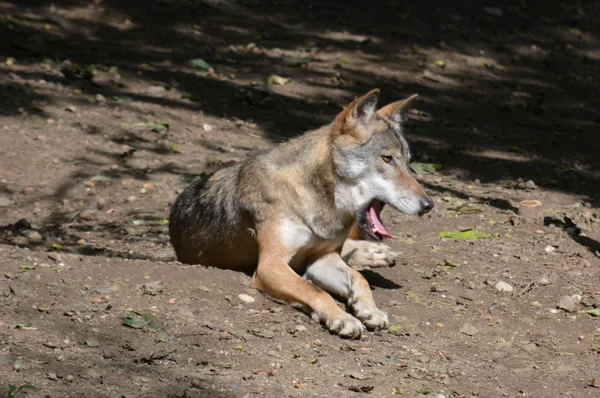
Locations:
65;374;74;382
544;245;556;253
77;239;86;246
238;294;255;303
525;180;537;189
96;197;107;210
86;181;96;188
537;276;550;286
126;196;137;203
531;301;542;308
95;94;106;103
495;281;514;293
557;296;578;313
86;368;101;378
0;194;14;207
459;323;479;336
294;325;307;333
202;123;213;132
142;183;153;190
25;230;43;242
169;298;176;304
47;372;59;381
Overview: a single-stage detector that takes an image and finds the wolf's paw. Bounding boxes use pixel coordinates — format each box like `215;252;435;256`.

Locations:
325;312;365;339
342;240;398;269
353;305;389;331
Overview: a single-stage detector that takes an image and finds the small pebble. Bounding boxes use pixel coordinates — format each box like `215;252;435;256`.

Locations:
495;281;514;293
25;230;43;242
238;294;255;303
295;325;307;333
77;239;86;246
169;298;176;304
126;196;137;203
537;276;550;285
544;245;556;253
65;374;74;382
202;123;213;132
557;296;578;313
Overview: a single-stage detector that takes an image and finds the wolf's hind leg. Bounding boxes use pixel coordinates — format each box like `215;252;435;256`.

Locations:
303;252;389;331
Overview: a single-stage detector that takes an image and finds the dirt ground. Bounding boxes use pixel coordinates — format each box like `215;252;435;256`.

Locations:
1;0;600;397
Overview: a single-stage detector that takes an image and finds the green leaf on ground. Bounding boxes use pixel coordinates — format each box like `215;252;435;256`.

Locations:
587;308;600;317
447;203;483;215
84;338;100;347
150;122;169;133
123;310;165;332
392;386;404;394
409;162;441;175
434;60;446;68
189;58;211;70
439;229;492;240
112;96;134;103
15;324;37;330
51;243;64;250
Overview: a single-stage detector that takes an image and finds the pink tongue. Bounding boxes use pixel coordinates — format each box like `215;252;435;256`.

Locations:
368;201;394;238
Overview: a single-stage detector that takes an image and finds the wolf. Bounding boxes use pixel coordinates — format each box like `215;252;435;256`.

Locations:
169;89;433;338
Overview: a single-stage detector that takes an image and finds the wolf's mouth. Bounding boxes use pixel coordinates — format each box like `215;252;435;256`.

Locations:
357;199;394;241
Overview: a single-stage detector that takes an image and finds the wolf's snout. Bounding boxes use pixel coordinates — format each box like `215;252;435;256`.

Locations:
418;197;434;216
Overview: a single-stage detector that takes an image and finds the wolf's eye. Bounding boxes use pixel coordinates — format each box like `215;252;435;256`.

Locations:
381;155;393;163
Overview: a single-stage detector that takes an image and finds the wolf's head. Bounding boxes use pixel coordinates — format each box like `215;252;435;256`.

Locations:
332;89;433;241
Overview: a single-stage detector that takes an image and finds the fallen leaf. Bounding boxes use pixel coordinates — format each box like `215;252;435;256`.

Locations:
409;162;441;175
434;60;446;68
439;229;492;240
266;75;290;85
150;122;169;133
388;325;404;335
84;338;100;347
189;58;212;70
416;386;433;394
112;96;134;103
587;308;600;317
447;203;483;215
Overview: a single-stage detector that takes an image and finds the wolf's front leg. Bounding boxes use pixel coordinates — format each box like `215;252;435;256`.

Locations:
303;252;389;331
251;227;365;338
341;239;398;269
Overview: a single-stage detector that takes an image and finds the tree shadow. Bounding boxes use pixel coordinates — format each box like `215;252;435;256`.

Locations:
0;0;599;260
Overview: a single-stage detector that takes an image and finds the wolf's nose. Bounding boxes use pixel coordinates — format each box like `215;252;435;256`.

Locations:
419;198;434;215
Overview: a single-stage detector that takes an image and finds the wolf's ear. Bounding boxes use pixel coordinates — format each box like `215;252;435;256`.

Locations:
348;88;380;121
377;94;418;124
332;89;380;142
